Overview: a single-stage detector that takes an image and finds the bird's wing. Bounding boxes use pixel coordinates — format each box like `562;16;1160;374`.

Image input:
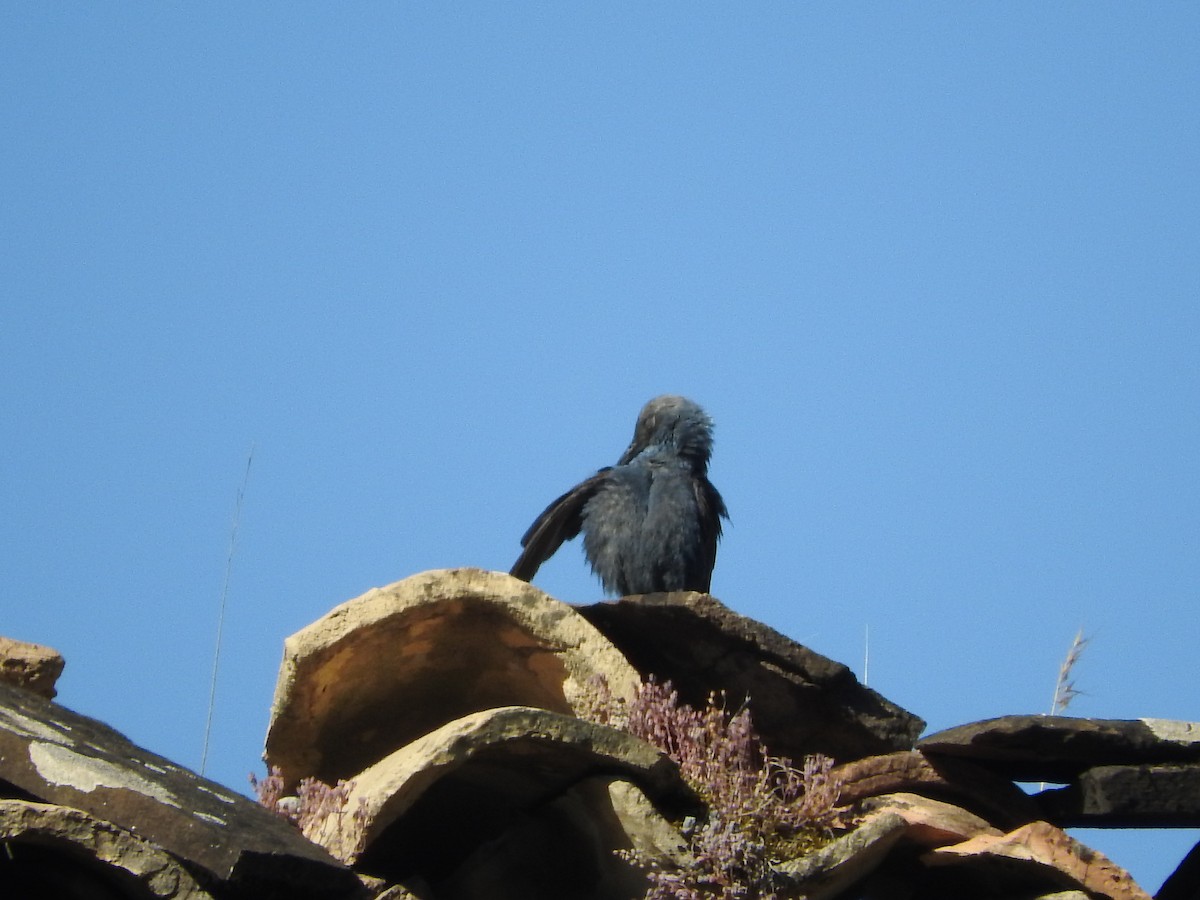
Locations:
510;469;612;582
692;477;729;593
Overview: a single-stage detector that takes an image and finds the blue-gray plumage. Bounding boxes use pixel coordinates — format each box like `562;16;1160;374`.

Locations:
511;395;729;595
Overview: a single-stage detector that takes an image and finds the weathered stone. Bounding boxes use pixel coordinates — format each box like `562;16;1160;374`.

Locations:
919;716;1200;782
0;636;65;699
311;706;695;893
606;778;693;869
355;874;390;896
577;591;924;762
775;811;907;900
371;887;420;900
265;568;641;786
1036;763;1200;827
0;682;362;898
834;750;1041;829
432;775;675;900
0;798;212;898
860;791;1003;847
856;858;1103;899
1157;838;1200;900
924;820;1152;900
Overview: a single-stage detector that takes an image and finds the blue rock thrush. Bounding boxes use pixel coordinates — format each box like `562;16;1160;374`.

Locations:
511;395;729;595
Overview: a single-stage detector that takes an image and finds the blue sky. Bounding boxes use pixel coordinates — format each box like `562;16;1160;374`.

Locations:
3;4;1197;890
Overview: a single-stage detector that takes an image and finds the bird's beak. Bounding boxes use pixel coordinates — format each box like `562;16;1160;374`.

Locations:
616;440;641;466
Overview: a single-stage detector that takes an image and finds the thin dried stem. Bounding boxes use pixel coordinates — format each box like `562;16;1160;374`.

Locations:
1050;628;1089;716
201;444;255;775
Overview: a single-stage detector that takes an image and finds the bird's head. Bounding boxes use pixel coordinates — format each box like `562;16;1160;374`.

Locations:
617;395;715;470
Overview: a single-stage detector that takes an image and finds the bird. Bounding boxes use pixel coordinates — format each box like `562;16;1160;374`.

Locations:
511;395;729;596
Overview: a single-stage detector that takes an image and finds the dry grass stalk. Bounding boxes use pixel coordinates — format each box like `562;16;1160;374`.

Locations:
1050;629;1089;716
